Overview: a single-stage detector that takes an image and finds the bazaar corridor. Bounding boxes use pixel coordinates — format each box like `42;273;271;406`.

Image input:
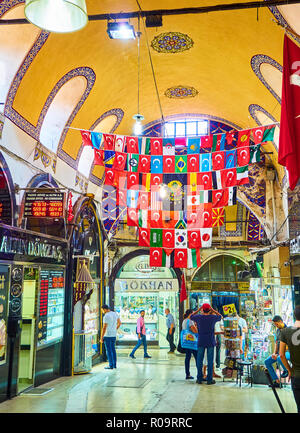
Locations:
0;349;296;414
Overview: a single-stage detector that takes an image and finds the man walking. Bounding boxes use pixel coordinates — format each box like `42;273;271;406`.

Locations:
129;310;151;359
191;303;222;385
279;305;300;413
264;315;290;387
165;308;176;353
100;304;121;370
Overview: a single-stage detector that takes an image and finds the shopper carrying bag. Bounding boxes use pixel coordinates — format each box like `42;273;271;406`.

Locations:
181;309;198;379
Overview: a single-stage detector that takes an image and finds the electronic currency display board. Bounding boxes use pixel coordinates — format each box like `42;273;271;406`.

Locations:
24;191;65;218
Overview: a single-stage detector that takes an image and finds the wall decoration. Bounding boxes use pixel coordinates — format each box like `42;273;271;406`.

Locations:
33;142;57;173
75;172;88;193
151;32;194;53
250;54;282;103
165;86;198;99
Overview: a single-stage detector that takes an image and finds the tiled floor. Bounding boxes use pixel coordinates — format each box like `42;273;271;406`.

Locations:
0;348;297;413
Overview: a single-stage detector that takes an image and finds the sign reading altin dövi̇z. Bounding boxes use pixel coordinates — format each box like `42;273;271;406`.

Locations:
0;225;67;264
115;279;179;291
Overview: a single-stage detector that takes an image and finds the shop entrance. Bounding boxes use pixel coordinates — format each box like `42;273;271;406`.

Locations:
114;255;179;348
17;267;38;393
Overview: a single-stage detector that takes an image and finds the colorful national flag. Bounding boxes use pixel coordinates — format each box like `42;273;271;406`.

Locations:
138;209;149;228
221;168;237;188
138;191;149;210
116;189;127;207
162;229;175;249
150;210;163;228
225;149;236;168
212;171;222;190
200;228;212;248
151;138;163;155
151;190;162;210
163;155;175;173
236;166;249;185
115;135;126;152
228;186;237;206
187;248;201;268
252;126;265;145
104;150;115;167
175;155;187;173
237;130;250;148
163;138;175;155
151;156;163;173
212;133;226;152
226;131;236;146
212;189;229;208
126;136;139;153
212;207;225;227
94;149;104;166
103;134;116;150
262;125;275;143
187;194;200;208
149;248;163;267
80;130;93;147
127;190;139;208
91;132;102;149
151;173;163;188
199;204;212;228
127;172;139;189
113;152;127;171
187;138;201;154
200;153;212;172
174;249;188;268
127;208;139;226
175;229;187;248
199;190;212;203
212;151;225;171
140;173;151;192
198;172;212;190
200;135;212;150
104;168;116;186
188;173;199;194
188;230;201;249
237;146;250;166
138;154;151;173
187;210;202;229
249;145;261;163
187;154;200;172
139;137;151;155
139;228;150;247
175;137;187;154
150;228;163;247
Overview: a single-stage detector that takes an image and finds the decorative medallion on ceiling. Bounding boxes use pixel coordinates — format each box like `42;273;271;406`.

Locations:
165;86;198;98
151;32;194;53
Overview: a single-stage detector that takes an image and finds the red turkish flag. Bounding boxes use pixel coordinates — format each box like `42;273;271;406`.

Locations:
200;135;212;150
150;248;163;267
252;126;266;144
126;136;139;153
150;138;163;155
127;208;139;226
221;168;237;188
113;152;127;170
187;210;202;229
150;210;163;228
127;172;139;190
80;130;93;147
163;156;175;173
151;173;163;189
138;191;149;209
212;151;225;171
139;228;150;247
162;229;175;249
104;168;116;186
237;147;250;166
278;34;300;190
116;189;127;207
198;172;212;190
103;134;116;150
138;155;151;173
187;154;200;172
180;273;187;302
199;204;212;228
237;130;250;148
188;229;201;249
212;189;229;208
94;149;104;166
174;249;188;268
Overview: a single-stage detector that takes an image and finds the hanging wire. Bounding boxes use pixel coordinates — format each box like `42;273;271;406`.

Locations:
137;14;141;115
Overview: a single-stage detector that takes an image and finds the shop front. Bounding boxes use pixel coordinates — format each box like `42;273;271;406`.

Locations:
0;224;68;402
113;255;179;348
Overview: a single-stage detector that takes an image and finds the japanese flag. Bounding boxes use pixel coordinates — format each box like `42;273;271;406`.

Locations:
200;228;212;248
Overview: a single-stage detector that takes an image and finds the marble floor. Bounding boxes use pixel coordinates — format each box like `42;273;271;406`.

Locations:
0;348;297;413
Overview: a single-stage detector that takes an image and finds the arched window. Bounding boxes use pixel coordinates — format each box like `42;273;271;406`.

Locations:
193;255;249;283
39;76;87;153
164;118;209;137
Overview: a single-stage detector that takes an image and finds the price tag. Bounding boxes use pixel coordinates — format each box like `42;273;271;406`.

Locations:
222;303;237;316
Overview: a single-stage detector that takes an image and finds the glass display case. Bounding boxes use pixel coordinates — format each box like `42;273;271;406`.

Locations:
37;269;65;348
84;284;100;356
115;292;158;342
189;292;211;311
0;264;9;366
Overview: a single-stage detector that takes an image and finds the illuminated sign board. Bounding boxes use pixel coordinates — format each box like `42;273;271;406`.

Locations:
24;191;65;218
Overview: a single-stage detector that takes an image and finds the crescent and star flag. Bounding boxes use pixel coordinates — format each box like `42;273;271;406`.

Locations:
187;210;202;228
94;149;104;166
237;130;250;148
104;168;116;186
127;208;139;226
221;168;237;188
163;138;175;155
200;228;213;248
180;273;188;302
150;210;163;228
151;138;163;155
80;130;93;147
237;146;250;166
188;229;201;248
103;134;116;150
212;151;225;171
113;152;127;171
174;249;188;268
187;138;201;154
199;204;212;228
151;173;163;188
127;172;139;189
138;154;151;173
91;132;102;149
200;135;212;150
126;136;139;153
117;189;127;207
163;155;175;173
187;154;200;172
212;207;225;227
151;156;163;173
198;172;212;190
163;229;175;249
226;131;236;146
212;189;229;208
200;153;212;172
252;126;265;145
225;149;236;168
138;191;149;209
115;135;126;152
149;248;163;267
187;249;201;269
139;228;150;247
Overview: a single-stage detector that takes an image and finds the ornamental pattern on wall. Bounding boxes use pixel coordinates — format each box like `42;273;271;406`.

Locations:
165;86;198;98
151;32;194;53
250;54;282;103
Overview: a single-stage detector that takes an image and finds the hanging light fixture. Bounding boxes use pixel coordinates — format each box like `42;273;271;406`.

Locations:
133;16;144;136
24;0;88;33
107;21;136;40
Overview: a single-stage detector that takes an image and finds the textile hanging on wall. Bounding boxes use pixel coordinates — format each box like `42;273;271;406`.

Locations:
78;125;274;268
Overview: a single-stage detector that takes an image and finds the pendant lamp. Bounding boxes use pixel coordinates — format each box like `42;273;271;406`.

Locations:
24;0;88;33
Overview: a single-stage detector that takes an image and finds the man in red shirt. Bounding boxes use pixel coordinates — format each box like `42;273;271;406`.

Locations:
129;310;152;359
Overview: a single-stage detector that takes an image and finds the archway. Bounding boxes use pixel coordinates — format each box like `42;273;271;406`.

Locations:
0;150;16;226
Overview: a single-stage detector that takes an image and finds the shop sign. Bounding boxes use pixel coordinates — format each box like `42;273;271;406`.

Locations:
191;282;211;290
222;303;237;316
115;278;178;292
290;236;300;255
238;282;250;291
0;226;67;264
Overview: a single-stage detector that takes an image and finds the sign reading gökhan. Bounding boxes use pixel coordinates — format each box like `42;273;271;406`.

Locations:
115;279;179;292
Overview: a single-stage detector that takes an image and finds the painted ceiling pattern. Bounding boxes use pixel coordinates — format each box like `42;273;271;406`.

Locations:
150;31;194;53
164;86;198;99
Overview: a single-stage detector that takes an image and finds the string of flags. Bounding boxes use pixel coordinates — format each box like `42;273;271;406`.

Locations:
79;125;276;269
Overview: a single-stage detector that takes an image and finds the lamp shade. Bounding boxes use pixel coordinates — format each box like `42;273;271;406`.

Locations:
76;262;94;284
24;0;88;33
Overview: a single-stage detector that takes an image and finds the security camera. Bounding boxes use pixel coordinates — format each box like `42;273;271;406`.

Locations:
284;261;290;267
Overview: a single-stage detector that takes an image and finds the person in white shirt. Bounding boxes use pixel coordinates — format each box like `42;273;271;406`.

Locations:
237;314;248;359
215;318;224;369
100;304;121;370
